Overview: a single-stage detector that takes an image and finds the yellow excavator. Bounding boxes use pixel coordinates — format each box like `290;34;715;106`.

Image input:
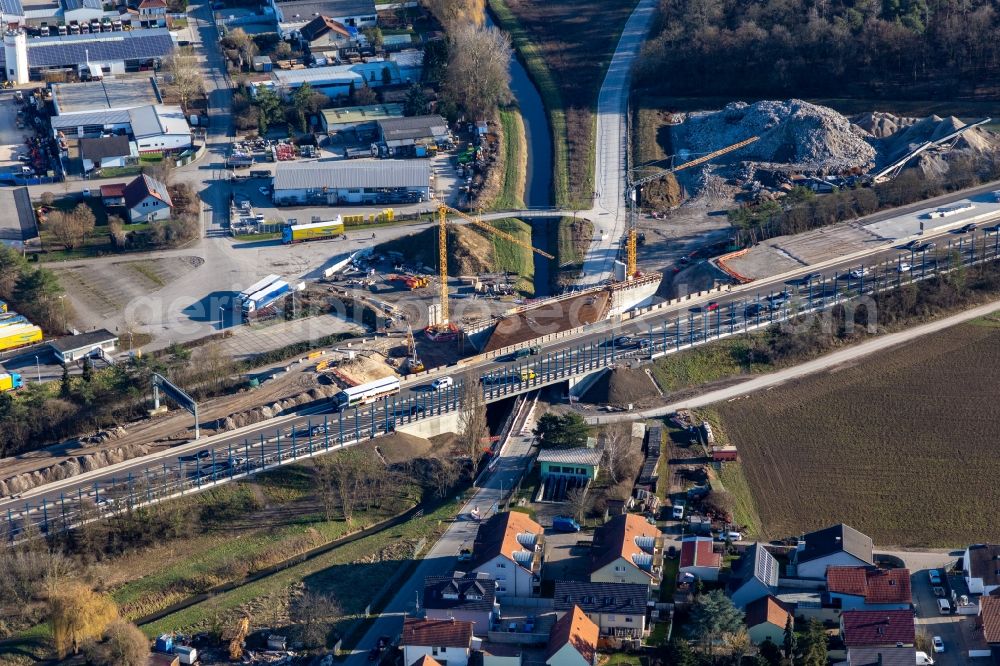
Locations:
404;324;424;373
225;615;250;661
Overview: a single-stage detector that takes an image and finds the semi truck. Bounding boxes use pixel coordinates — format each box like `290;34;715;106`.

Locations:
236;274;281;311
0;323;42;352
241;279;290;316
282;217;345;244
0;372;22;391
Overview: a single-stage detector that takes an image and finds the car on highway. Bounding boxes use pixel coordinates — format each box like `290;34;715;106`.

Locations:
959;223;977;233
178;450;213;463
985;224;1000;235
902;239;921;250
848;268;869;279
917;241;936;251
431;376;453;391
707;301;720;311
745;303;764;317
897;262;912;272
929;569;942;585
518;369;537;381
932;636;944;653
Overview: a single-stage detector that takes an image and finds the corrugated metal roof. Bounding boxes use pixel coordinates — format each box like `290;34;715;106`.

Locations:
272;61;394;87
536;447;602;466
274;0;374;22
273;159;430;190
27;29;174;68
51;109;131;128
321;103;403;127
0;0;24;16
52;78;160;114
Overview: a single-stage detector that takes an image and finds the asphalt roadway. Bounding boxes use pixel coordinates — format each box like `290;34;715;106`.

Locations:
4;218;999;533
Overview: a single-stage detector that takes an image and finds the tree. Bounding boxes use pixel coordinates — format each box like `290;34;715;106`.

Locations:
665;638;697;666
689;590;744;657
565;487;591;521
601;422;639;484
255;85;283;135
82;357;93;383
291;83;328;133
782;615;796;659
223;28;257;70
84;619;149;666
48;581;118;658
759;637;783;666
108;215;126;249
404;83;429;116
422;0;485;30
443;23;512;118
291;591;341;648
350;81;377;106
534;412;589;448
0;245;26;298
458;377;488;472
165;53;204;112
46;204;95;250
703;488;736;523
800;619;828;666
363;26;383;47
723;627;751;664
60;364;71;398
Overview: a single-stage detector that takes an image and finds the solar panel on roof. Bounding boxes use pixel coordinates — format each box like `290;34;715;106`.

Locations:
27;30;174;68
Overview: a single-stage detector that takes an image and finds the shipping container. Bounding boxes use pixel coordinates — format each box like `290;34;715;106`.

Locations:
282;217;345;244
0;323;42;351
0;372;23;391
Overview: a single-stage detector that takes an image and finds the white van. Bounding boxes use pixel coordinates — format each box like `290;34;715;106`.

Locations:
915;651;935;665
431;376;453;391
937;598;951;615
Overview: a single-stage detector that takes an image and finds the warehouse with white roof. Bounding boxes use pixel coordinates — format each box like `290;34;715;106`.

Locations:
272;159;430;206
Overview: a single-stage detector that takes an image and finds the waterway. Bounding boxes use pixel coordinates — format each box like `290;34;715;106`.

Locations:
486;11;555;296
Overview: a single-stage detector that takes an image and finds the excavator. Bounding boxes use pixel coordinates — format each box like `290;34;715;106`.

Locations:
403;324;424;373
225;615;250;661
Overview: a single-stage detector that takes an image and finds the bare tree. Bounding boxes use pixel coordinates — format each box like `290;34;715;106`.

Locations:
444;23;512;118
432;458;460;498
458;379;488;474
422;0;484;30
565;487;591;522
47;204;95;250
47;581;118;657
164;53;205;113
83;620;149;666
601;422;639;485
291;591;341;648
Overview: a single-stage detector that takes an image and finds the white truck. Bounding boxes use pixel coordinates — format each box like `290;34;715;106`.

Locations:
672;500;686;520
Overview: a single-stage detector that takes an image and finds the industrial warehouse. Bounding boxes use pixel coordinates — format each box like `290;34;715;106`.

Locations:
271;160;431;206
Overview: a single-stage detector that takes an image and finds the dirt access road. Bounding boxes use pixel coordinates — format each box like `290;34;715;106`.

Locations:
585;298;1000;423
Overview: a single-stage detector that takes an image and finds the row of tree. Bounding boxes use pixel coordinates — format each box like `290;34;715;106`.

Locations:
639;0;1000;99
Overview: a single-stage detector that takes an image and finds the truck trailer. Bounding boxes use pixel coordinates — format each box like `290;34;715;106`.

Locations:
0;314;28;328
236;274;281;311
282;217;345;244
0;323;42;352
0;372;23;391
241;280;290;316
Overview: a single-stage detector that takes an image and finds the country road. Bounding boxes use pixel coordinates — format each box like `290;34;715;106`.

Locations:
585;298;1000;423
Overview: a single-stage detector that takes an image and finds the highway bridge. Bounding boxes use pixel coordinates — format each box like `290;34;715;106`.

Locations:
3;224;999;539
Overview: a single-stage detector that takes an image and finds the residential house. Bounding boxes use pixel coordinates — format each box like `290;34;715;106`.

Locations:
123;173;172;222
963;544;1000;596
464;511;544;598
100;182;126;207
792;524;874;579
481;643;521;666
845;646;918;666
826;567;912;612
299;15;356;55
136;0;167;27
728;543;779;609
423;572;498;636
744;595;792;646
537;448;602;486
590;513;663;592
80;135;134;172
553;581;648;639
678;536;721;582
839;610;915;648
401;618;476;666
270;0;377;37
979;595;1000;645
545;606;598;666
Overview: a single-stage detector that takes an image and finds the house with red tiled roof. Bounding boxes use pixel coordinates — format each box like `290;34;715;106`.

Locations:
840;610;915;648
545;606;598;666
827;567;912;612
679;536;721;582
590;513;663;592
463;511;544;597
744;595;792;646
401;618;476;666
979;595;1000;646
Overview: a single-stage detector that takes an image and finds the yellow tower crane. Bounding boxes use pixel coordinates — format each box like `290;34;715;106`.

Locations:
624;135;760;279
429;204;555;335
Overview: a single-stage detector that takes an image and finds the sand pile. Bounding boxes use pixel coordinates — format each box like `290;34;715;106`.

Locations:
675;99;877;172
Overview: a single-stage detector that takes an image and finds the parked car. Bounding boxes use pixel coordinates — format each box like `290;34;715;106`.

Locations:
552;516;581;532
932;586;945;597
928;569;942;585
932;636;945;653
936;598;951;614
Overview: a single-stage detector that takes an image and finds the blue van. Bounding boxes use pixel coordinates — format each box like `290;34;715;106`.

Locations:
552;516;581;532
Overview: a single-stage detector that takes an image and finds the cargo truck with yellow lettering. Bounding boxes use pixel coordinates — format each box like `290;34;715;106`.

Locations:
282;217;345;244
0;323;42;352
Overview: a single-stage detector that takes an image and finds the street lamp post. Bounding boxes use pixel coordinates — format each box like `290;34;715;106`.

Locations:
34;355;40;382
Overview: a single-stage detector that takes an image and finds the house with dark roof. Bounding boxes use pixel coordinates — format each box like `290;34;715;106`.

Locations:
590;513;663;591
845;646;918;666
123;173;172;222
401;618;476;666
299;14;356;53
545;606;598;666
826;567;912;612
269;0;376;37
553;581;648;638
963;544;1000;596
679;536;721;582
80;135;134;172
49;329;118;364
462;511;544;598
423;572;498;635
792;524;873;579
744;595;791;646
481;642;521;666
728;543;779;609
839;610;915;648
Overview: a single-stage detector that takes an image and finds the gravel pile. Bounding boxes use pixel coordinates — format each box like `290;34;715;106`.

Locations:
675;99;877;172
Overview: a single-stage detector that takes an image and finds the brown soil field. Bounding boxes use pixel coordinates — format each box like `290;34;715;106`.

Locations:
716;316;1000;547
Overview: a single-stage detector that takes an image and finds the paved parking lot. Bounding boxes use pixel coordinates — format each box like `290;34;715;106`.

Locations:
0;96;23;169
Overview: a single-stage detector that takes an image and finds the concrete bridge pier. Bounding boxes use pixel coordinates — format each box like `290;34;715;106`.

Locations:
396;410;462;437
567;367;608;400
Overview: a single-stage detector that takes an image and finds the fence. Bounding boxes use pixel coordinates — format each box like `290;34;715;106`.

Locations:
6;231;1000;541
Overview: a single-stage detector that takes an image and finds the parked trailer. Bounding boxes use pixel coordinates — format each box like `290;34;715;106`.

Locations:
0;372;22;391
332;376;401;411
241;280;290;316
282;217;345;244
0;323;42;352
0;314;28;328
236;274;281;310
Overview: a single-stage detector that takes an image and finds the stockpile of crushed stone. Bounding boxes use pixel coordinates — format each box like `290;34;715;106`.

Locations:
862;112;997;166
675;99;877;172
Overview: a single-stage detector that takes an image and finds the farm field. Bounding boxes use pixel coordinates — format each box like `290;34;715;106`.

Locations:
716;314;1000;547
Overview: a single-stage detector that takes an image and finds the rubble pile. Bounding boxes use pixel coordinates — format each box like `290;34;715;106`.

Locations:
675;99;877;172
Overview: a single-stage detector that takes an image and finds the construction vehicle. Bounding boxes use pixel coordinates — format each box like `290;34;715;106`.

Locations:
225;614;250;661
624;136;760;279
427;204;554;340
404;324;424;374
390;274;429;290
